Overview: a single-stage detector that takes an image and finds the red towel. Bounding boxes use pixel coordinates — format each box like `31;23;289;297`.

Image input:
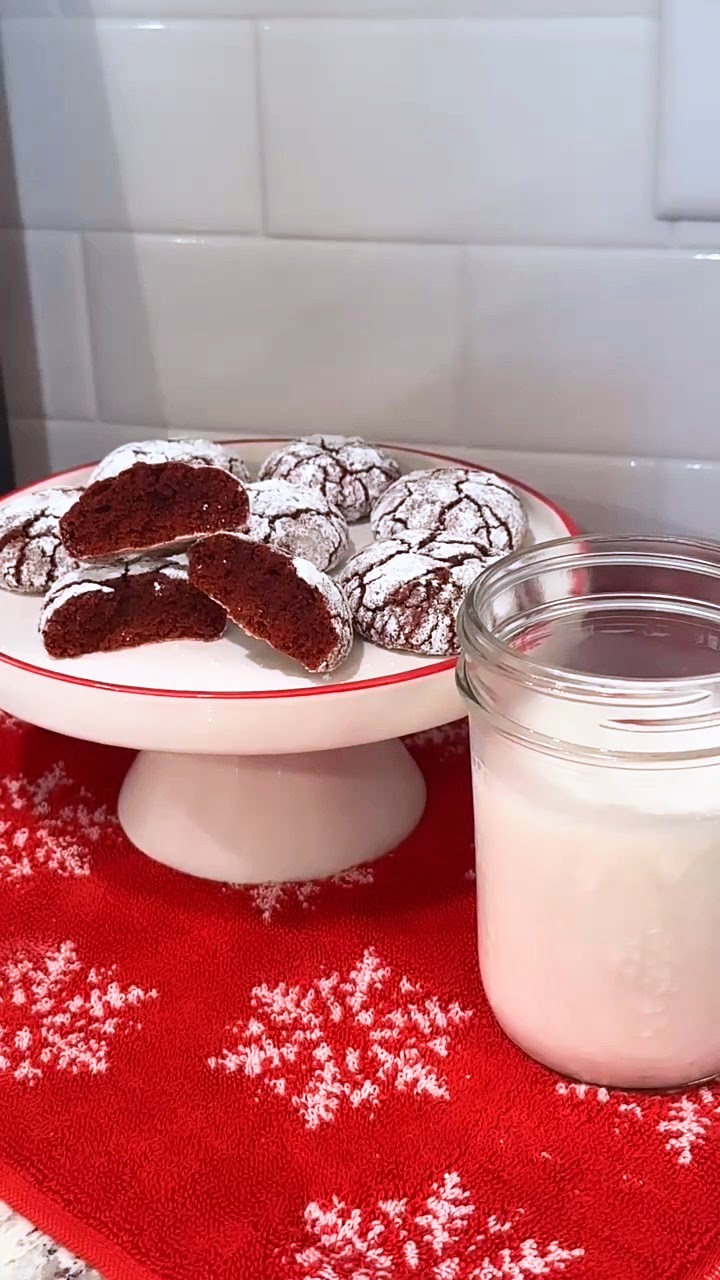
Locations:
0;711;717;1280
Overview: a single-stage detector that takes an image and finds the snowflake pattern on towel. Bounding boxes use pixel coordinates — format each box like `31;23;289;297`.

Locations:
556;1080;720;1167
288;1170;584;1279
241;866;376;924
404;719;469;761
0;710;24;733
209;947;472;1129
0;762;118;883
0;940;158;1084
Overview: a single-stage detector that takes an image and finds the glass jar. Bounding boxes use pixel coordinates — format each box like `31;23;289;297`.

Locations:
456;535;720;1091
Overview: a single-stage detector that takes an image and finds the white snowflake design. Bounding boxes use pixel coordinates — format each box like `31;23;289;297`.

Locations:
0;709;24;732
0;940;158;1084
404;719;469;759
556;1080;720;1167
241;866;375;924
209;947;472;1129
289;1170;584;1279
0;762;118;883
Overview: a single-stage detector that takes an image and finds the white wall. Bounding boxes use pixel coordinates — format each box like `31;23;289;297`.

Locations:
3;0;720;534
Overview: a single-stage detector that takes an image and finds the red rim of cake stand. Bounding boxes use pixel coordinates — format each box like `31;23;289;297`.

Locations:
0;442;580;701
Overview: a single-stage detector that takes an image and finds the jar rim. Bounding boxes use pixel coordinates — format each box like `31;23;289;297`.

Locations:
458;533;720;702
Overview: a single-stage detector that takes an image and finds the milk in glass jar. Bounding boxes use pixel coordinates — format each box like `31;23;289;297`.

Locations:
457;536;720;1090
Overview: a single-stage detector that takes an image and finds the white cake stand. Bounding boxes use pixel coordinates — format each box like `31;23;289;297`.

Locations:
0;444;577;884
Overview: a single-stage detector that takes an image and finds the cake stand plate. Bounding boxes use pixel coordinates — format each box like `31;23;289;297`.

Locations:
0;443;577;883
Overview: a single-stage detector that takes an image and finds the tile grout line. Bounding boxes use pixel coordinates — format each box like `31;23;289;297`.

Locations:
78;233;101;424
252;19;271;237
13;420;720;473
0;8;658;21
452;245;472;443
0;228;696;251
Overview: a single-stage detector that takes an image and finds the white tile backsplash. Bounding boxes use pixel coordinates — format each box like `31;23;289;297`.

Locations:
655;0;720;221
466;247;720;459
671;223;720;247
84;234;462;434
0;1;59;12
9;419;164;485
0;232;96;422
2;19;261;232
2;2;720;506
261;18;661;244
461;448;720;539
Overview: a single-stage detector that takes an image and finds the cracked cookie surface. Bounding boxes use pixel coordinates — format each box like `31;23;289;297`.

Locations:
371;467;527;552
258;435;400;523
339;530;500;656
0;488;82;594
247;479;349;572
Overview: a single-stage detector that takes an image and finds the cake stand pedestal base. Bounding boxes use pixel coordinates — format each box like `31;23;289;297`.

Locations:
118;739;427;883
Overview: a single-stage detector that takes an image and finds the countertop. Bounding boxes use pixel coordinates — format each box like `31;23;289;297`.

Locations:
0;1205;99;1280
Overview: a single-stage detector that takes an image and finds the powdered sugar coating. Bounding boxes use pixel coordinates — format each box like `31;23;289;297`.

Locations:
40;553;189;629
284;553;353;674
258;434;400;523
247;479;349;572
89;438;250;484
371;467;527;552
0;487;82;593
339;530;501;656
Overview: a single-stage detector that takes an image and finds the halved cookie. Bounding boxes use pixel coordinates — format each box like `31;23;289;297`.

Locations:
188;533;353;674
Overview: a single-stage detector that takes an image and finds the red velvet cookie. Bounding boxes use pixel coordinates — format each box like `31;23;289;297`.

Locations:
40;554;227;660
247;479;349;573
60;440;249;560
339;530;499;656
89;438;250;485
258;435;400;523
371;467;527;553
189;533;353;675
0;487;82;593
